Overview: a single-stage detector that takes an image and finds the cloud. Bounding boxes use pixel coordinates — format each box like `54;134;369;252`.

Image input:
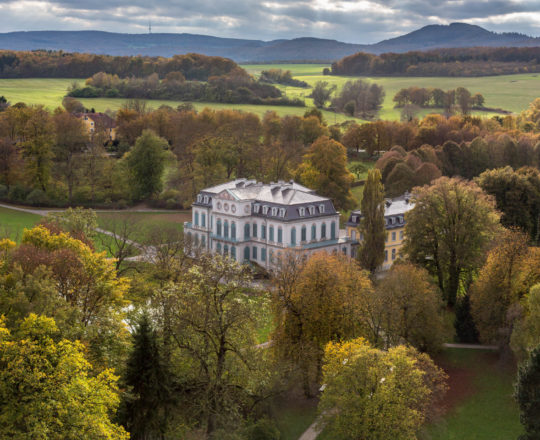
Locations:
0;0;538;42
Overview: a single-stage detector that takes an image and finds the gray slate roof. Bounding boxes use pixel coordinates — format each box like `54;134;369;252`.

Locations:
346;193;415;229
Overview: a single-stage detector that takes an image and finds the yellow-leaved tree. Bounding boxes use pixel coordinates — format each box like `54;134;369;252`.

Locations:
319;338;447;440
0;314;129;439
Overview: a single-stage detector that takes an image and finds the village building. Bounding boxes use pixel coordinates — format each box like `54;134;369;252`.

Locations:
346;193;414;270
184;179;353;269
76;112;116;141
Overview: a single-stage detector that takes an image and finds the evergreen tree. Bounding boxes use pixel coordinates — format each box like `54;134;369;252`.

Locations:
357;168;386;273
454;294;479;343
121;314;173;440
515;343;540;439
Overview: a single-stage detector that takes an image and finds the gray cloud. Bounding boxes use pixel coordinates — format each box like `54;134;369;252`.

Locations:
0;0;538;42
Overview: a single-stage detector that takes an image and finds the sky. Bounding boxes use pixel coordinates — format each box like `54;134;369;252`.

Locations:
0;0;539;43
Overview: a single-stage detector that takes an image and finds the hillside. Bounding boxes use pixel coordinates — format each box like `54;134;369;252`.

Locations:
0;23;538;62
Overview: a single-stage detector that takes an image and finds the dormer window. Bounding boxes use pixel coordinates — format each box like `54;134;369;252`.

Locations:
204;196;209;204
271;207;277;217
279;208;286;217
351;215;357;223
308;205;315;215
299;207;305;216
197;195;202;203
254;203;261;213
319;204;325;213
263;205;269;215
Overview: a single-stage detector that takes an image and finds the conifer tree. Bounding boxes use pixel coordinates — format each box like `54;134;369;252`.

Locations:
515;343;540;439
121;314;173;440
357;168;386;273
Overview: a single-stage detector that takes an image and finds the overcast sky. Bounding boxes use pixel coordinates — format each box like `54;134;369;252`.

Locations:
0;0;539;43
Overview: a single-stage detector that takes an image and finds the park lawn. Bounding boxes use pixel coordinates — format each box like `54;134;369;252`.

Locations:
0;206;41;241
96;211;189;243
425;348;523;440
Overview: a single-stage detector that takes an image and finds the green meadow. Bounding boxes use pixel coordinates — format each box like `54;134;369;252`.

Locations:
0;64;538;122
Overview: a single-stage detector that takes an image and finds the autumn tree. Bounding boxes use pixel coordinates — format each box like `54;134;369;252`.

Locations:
272;252;373;397
310;81;336;108
0;314;128;439
296;136;355;210
515;343;540;440
357;169;386;273
470;229;540;345
374;263;447;353
403;177;500;306
511;284;540;360
319;338;447;440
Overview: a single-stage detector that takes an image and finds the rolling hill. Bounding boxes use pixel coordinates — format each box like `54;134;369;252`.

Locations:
0;23;538;62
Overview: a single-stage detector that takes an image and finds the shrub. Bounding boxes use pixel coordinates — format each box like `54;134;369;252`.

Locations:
8;184;29;202
26;189;49;206
245;418;281;440
0;184;7;198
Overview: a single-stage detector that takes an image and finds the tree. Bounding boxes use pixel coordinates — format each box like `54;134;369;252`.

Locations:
515;343;540;440
310;81;336;108
53;111;88;202
454;293;479;343
319;338;447;440
470;229;540;345
511;284;540;360
296;136;355;210
127;129;167;200
272;252;373;397
374;263;447;353
120;314;173;439
456;87;472;115
165;254;269;434
357;169;386;273
401;103;420;122
403;177;500;307
0;314;128;439
46;207;98;241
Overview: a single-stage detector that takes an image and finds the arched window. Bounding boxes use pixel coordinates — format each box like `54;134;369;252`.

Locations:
321;223;326;239
311;224;316;241
216;242;222;254
231;222;236;239
244;246;250;261
291;227;296;246
269;226;274;242
217;219;222;236
231;246;236;260
201;213;206;227
224;220;229;238
278;227;283;243
331;221;336;240
301;225;307;242
194;211;199;226
224;244;229;256
244;223;250;239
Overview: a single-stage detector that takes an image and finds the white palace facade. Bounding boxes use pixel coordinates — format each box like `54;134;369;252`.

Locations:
184;179;352;269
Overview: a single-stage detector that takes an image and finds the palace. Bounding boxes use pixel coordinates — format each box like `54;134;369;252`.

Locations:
184;179;353;268
346;193;414;270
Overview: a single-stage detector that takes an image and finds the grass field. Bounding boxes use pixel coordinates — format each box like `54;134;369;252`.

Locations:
0;206;41;241
1;65;538;122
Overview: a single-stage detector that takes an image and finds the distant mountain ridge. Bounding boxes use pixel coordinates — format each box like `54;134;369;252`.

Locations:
0;23;538;62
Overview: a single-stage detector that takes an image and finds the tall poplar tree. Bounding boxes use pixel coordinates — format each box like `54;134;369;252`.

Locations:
357;168;386;273
515;343;540;439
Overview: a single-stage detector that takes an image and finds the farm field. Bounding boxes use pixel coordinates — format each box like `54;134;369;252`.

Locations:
0;66;538;122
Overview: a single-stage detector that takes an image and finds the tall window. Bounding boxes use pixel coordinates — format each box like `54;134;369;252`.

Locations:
244;247;250;261
392;231;396;241
311;224;316;240
291;227;296;246
224;220;229;238
252;246;258;260
261;225;266;240
201;213;206;227
194;211;199;226
201;235;206;247
231;222;236;239
331;221;336;240
244;223;250;239
384;250;388;261
231;246;236;260
224;244;229;256
321;223;326;239
217;219;222;236
399;230;404;240
261;248;267;262
278;227;283;243
269;226;274;242
217;242;222;254
253;223;258;238
392;248;396;260
301;226;307;242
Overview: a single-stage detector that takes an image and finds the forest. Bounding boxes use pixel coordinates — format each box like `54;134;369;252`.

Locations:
329;46;540;77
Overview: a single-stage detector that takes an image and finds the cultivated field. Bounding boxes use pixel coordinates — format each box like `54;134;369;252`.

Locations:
0;65;538;122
